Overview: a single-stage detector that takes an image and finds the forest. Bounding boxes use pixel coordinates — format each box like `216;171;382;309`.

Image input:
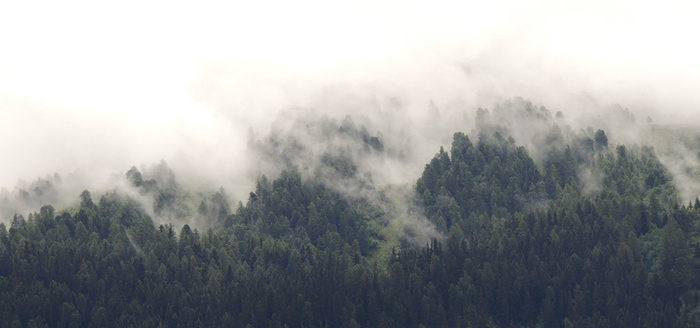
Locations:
2;99;700;327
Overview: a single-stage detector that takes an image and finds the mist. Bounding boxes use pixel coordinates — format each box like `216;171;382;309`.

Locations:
2;0;700;224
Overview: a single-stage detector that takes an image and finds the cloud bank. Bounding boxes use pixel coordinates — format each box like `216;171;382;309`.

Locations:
2;0;700;215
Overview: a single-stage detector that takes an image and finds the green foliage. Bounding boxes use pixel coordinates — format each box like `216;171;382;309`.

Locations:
595;129;609;150
417;131;545;235
2;105;700;327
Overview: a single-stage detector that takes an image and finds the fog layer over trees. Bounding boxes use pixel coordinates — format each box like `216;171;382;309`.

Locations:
3;101;700;327
3;1;700;327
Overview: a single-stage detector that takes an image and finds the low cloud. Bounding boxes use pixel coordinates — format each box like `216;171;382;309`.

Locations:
2;0;700;224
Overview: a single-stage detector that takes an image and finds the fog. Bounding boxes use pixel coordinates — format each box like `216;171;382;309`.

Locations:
2;0;700;220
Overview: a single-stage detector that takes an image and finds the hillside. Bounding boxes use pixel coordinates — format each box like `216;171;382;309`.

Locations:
2;100;700;327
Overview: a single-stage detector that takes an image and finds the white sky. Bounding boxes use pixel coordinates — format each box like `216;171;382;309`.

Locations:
1;0;700;191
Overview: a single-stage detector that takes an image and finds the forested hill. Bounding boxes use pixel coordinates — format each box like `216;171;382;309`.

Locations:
2;101;700;327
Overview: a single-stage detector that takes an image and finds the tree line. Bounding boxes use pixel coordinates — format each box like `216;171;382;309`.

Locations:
2;104;700;327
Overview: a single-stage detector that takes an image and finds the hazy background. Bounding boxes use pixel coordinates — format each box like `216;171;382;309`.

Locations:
2;0;700;205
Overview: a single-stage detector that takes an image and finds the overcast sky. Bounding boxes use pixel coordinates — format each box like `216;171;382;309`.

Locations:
1;0;699;193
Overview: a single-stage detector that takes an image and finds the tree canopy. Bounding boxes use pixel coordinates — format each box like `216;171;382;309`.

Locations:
2;101;700;327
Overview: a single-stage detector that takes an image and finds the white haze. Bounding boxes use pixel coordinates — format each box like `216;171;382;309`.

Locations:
2;0;700;220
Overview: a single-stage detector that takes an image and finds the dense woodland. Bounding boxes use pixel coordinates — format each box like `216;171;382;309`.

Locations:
3;101;700;327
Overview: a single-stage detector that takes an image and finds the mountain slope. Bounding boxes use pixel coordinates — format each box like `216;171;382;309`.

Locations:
2;99;700;327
